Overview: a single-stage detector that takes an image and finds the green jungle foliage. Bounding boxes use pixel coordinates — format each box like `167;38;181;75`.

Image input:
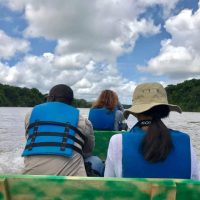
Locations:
0;84;45;107
0;84;91;108
166;79;200;112
72;98;92;108
0;79;199;111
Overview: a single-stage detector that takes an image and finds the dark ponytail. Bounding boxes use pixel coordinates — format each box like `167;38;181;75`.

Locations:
140;105;173;163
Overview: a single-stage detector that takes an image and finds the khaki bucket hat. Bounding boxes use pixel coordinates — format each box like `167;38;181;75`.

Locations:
124;82;182;119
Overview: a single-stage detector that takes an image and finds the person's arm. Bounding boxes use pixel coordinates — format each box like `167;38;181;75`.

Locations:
114;110;123;131
114;110;128;131
104;134;122;177
104;141;116;177
24;110;32;139
190;141;200;180
117;102;124;112
78;115;95;157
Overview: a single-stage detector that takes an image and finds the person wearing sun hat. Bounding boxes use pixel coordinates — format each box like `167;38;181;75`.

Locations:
104;82;199;179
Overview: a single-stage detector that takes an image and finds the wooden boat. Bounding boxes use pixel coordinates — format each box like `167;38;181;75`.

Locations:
0;174;200;199
0;131;200;199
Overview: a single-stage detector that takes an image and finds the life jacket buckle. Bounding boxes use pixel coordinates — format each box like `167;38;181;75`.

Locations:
28;120;39;151
60;122;70;151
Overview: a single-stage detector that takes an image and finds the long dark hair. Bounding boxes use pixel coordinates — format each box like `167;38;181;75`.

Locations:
140;105;173;163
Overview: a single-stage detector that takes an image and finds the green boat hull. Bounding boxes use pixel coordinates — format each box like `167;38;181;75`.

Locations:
0;175;200;200
0;131;200;199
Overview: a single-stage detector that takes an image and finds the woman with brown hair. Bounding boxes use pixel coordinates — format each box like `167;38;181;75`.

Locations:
88;89;126;131
104;82;199;179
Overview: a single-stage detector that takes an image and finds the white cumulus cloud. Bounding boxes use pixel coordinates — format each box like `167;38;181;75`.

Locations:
139;5;200;80
0;0;181;103
0;30;30;60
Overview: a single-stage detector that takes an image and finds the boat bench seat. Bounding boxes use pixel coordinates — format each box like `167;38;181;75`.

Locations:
93;130;120;160
1;175;200;200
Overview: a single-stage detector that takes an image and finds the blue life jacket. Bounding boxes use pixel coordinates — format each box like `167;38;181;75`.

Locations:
88;107;116;130
22;102;85;157
122;127;191;178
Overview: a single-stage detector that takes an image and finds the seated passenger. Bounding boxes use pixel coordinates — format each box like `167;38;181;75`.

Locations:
104;82;200;179
22;84;98;176
88;90;127;131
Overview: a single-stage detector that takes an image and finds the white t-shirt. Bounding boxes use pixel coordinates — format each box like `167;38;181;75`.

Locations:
104;134;200;179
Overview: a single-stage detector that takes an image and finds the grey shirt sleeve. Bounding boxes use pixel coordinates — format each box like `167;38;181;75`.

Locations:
77;115;95;157
24;110;32;139
114;110;126;131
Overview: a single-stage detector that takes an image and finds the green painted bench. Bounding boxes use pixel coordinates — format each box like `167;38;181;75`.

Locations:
93;130;120;160
0;175;200;200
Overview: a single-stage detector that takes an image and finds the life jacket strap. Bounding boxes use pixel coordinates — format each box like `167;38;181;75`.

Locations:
28;121;86;142
29;120;39;151
61;122;70;151
27;132;84;148
25;142;83;155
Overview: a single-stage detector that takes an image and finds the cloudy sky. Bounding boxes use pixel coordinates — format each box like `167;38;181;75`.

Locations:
0;0;200;104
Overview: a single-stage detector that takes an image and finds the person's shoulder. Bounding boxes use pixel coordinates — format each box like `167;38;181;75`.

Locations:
115;109;123;115
110;133;122;143
25;109;33;119
169;129;189;137
79;113;88;121
78;114;93;127
169;129;191;141
78;113;85;120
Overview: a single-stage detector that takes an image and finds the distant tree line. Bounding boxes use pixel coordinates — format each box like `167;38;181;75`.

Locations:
0;79;200;111
72;98;92;108
0;84;92;108
166;79;200;112
0;84;45;107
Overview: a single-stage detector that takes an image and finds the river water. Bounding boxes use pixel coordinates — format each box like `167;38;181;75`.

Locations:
0;107;200;174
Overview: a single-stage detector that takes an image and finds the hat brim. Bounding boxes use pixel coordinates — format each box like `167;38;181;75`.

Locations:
123;103;182;119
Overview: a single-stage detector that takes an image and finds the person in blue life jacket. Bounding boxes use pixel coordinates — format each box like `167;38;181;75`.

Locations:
88;89;128;131
104;82;200;179
22;84;104;177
